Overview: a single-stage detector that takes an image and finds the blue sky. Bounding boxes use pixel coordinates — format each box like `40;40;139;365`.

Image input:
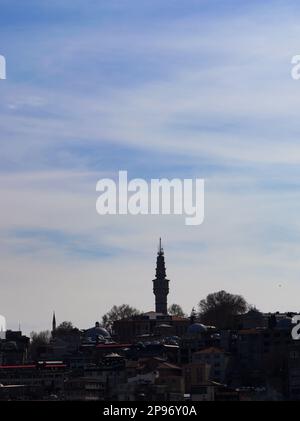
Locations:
1;0;300;333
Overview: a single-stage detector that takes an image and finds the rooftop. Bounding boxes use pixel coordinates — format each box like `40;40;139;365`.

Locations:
194;347;225;355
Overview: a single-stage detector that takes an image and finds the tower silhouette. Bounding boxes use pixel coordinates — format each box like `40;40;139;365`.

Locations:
152;238;170;314
52;311;56;333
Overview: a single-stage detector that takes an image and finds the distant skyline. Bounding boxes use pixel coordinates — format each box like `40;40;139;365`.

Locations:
2;1;300;334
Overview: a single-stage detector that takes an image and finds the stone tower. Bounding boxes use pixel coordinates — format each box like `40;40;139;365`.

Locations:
153;238;170;314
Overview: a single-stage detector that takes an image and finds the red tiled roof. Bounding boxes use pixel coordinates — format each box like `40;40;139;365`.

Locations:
171;316;188;321
0;365;36;369
157;362;181;370
194;347;224;354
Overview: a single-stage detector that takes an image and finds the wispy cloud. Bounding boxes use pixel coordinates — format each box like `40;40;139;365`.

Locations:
1;0;300;332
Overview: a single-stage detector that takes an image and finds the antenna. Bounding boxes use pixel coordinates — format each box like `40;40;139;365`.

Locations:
158;237;164;254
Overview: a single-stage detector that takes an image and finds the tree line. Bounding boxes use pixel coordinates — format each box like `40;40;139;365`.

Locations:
30;290;254;351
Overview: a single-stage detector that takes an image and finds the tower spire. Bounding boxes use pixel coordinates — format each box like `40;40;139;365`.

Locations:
52;311;56;332
159;237;163;254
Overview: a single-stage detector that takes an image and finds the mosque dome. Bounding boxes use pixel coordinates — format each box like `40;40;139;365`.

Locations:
85;322;111;341
187;323;207;334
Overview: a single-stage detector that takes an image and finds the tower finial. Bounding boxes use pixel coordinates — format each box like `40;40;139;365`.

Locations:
158;237;163;254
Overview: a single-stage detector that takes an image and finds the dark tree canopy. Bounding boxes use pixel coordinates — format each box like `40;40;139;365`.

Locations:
198;290;249;329
55;321;79;336
56;321;73;330
168;304;185;318
30;330;51;346
29;330;51;360
102;304;141;331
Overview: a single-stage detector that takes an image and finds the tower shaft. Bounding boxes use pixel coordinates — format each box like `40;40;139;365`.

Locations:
153;239;169;314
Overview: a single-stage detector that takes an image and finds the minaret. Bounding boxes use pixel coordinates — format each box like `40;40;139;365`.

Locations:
152;238;170;314
52;311;56;333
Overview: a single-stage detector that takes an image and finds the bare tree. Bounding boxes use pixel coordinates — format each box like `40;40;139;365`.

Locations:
198;290;249;329
168;303;185;317
54;321;79;336
102;304;141;331
30;330;51;360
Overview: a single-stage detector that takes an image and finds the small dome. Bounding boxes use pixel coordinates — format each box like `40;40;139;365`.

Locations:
85;322;111;341
187;323;207;334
